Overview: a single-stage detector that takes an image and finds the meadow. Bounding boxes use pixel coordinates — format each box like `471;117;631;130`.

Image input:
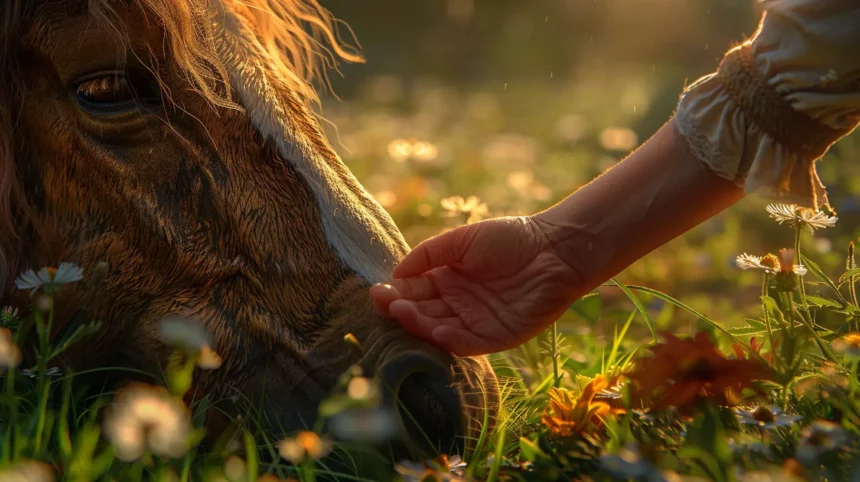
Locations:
4;1;860;480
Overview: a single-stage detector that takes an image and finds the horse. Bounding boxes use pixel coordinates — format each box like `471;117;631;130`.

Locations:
0;0;499;458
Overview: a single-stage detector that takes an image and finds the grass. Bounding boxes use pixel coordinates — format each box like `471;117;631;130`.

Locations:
4;77;860;480
4;202;860;481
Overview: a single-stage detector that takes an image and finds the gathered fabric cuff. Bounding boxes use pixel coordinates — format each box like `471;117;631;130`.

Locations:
674;0;860;210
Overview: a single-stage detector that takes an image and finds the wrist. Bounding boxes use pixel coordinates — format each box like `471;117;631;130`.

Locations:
530;198;623;291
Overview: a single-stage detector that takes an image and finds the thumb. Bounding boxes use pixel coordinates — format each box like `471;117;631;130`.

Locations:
393;224;476;279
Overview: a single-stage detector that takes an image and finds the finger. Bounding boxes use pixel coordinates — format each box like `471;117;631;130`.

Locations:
432;325;499;357
389;299;459;344
414;300;455;318
369;283;401;317
394;225;475;279
386;276;439;302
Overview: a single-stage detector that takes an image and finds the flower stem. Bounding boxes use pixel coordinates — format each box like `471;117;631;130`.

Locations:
303;459;316;482
33;301;54;454
851;359;859;400
3;367;16;462
551;322;560;388
794;227;810;313
761;274;775;363
851;273;859;310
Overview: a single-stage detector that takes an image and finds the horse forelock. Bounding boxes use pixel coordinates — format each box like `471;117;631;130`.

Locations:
0;0;409;293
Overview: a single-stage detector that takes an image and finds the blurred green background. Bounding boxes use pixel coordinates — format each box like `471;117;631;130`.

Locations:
318;0;860;337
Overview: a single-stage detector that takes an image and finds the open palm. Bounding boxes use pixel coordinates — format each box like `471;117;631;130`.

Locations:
370;217;586;356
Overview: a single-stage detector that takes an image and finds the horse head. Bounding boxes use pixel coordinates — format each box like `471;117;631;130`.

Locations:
0;0;499;458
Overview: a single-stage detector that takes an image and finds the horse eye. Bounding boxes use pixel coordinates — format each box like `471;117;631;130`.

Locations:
76;76;135;104
74;73;159;113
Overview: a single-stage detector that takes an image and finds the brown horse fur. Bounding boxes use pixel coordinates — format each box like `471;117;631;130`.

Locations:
0;0;499;451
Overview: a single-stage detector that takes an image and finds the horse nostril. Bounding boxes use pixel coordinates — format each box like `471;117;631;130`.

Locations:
379;351;462;459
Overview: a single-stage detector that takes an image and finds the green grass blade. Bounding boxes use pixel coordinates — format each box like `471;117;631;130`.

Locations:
609;278;657;342
625;285;768;363
801;254;847;303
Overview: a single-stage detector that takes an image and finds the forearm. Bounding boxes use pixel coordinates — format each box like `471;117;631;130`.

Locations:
534;117;745;298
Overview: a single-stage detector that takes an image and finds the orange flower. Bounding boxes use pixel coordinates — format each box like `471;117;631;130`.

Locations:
731;336;778;364
628;333;772;412
541;376;623;438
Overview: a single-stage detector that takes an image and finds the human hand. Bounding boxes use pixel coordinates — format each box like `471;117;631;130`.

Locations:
370;216;586;356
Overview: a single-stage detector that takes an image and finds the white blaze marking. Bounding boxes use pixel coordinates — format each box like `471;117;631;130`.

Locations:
211;5;408;284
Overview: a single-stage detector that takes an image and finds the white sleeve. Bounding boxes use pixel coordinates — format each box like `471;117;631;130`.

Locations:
674;0;860;209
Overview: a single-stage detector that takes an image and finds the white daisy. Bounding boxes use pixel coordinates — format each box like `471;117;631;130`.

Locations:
736;251;806;276
766;203;837;234
441;195;489;224
0;459;54;482
158;317;213;351
734;406;802;429
329;407;399;444
103;383;192;461
15;263;84;296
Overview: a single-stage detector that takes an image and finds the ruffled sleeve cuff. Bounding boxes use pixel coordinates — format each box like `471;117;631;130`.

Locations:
675;71;831;208
674;0;860;210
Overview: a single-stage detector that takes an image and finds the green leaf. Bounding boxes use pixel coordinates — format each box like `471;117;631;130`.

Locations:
801;254;846;303
804;295;843;308
244;431;259;480
518;436;546;462
50;320;103;360
167;356;196;398
89;444;115;480
569;292;602;324
57;373;74;460
606;311;636;369
50;309;90;346
192;394;212;428
681;406;733;482
838;267;860;286
761;296;787;326
610;278;657;342
728;326;769;337
728;318;769;336
318;394;359;418
488;425;505;482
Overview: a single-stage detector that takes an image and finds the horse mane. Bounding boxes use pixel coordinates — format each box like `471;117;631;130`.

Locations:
0;0;363;293
91;0;364;109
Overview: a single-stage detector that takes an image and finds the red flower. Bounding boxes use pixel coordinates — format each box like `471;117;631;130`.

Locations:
628;333;772;412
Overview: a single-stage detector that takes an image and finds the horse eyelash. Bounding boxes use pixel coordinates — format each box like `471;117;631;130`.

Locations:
76;76;128;98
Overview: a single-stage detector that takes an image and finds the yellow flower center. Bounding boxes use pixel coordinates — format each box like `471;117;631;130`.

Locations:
759;254;780;270
44;268;58;281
